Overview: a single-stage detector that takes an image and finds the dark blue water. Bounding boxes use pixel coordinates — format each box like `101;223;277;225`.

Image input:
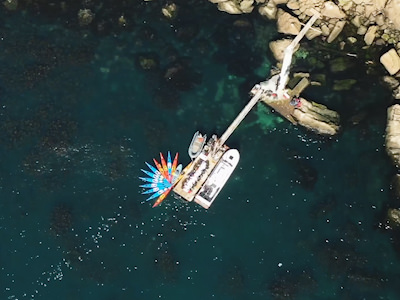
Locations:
1;2;399;299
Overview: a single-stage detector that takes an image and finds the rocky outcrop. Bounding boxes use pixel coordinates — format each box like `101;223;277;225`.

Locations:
209;0;400;55
387;208;400;227
292;98;340;135
209;0;255;14
260;76;340;135
385;104;400;167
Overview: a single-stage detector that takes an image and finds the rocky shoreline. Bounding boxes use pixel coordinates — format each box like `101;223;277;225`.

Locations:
210;0;400;50
207;0;400;227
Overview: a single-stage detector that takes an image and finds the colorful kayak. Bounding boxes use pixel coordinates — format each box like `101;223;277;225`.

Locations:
140;152;182;207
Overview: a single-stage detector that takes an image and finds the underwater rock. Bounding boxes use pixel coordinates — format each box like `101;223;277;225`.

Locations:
118;15;128;27
332;79;357;91
162;60;202;91
382;75;400;90
137;25;158;42
136;52;159;71
391;173;400;198
317;239;368;275
40;118;78;150
174;21;199;42
50;204;73;236
387;208;400;227
309;194;337;218
268;270;317;300
3;0;17;10
393;85;400;100
218;264;246;296
153;85;181;109
346;267;386;288
329;56;354;73
293;158;319;190
385;104;400;167
2;118;40;148
78;9;95;27
154;250;180;281
161;3;178;20
348;110;368;126
23;63;53;89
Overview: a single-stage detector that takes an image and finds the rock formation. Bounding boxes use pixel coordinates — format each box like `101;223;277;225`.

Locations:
386;104;400;167
209;0;400;75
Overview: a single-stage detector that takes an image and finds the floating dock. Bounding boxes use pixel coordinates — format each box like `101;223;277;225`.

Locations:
172;135;227;206
172;89;264;209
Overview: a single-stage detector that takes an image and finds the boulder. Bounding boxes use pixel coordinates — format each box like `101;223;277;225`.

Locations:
240;0;254;13
286;0;299;10
276;9;301;35
364;25;377;45
258;1;277;19
393;86;400;100
382;75;400;90
392;173;400;198
380;49;400;75
385;104;400;167
162;3;178;20
321;1;346;19
273;0;289;4
217;1;243;14
327;20;346;43
305;26;322;40
269;39;299;62
384;0;400;30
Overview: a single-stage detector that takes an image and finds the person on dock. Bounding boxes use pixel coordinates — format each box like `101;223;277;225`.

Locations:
290;97;302;108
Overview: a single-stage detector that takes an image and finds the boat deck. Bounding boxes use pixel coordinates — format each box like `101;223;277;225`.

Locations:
173;149;225;203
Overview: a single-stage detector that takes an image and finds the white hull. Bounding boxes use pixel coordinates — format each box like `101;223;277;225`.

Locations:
194;149;240;209
188;131;207;160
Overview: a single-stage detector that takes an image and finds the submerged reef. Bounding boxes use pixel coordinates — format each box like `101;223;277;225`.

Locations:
268;270;317;299
50;203;73;236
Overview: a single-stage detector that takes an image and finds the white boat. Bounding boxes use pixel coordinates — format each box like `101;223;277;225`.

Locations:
188;131;206;160
194;148;240;209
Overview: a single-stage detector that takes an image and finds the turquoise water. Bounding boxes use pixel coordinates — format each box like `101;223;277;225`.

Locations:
1;2;400;299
